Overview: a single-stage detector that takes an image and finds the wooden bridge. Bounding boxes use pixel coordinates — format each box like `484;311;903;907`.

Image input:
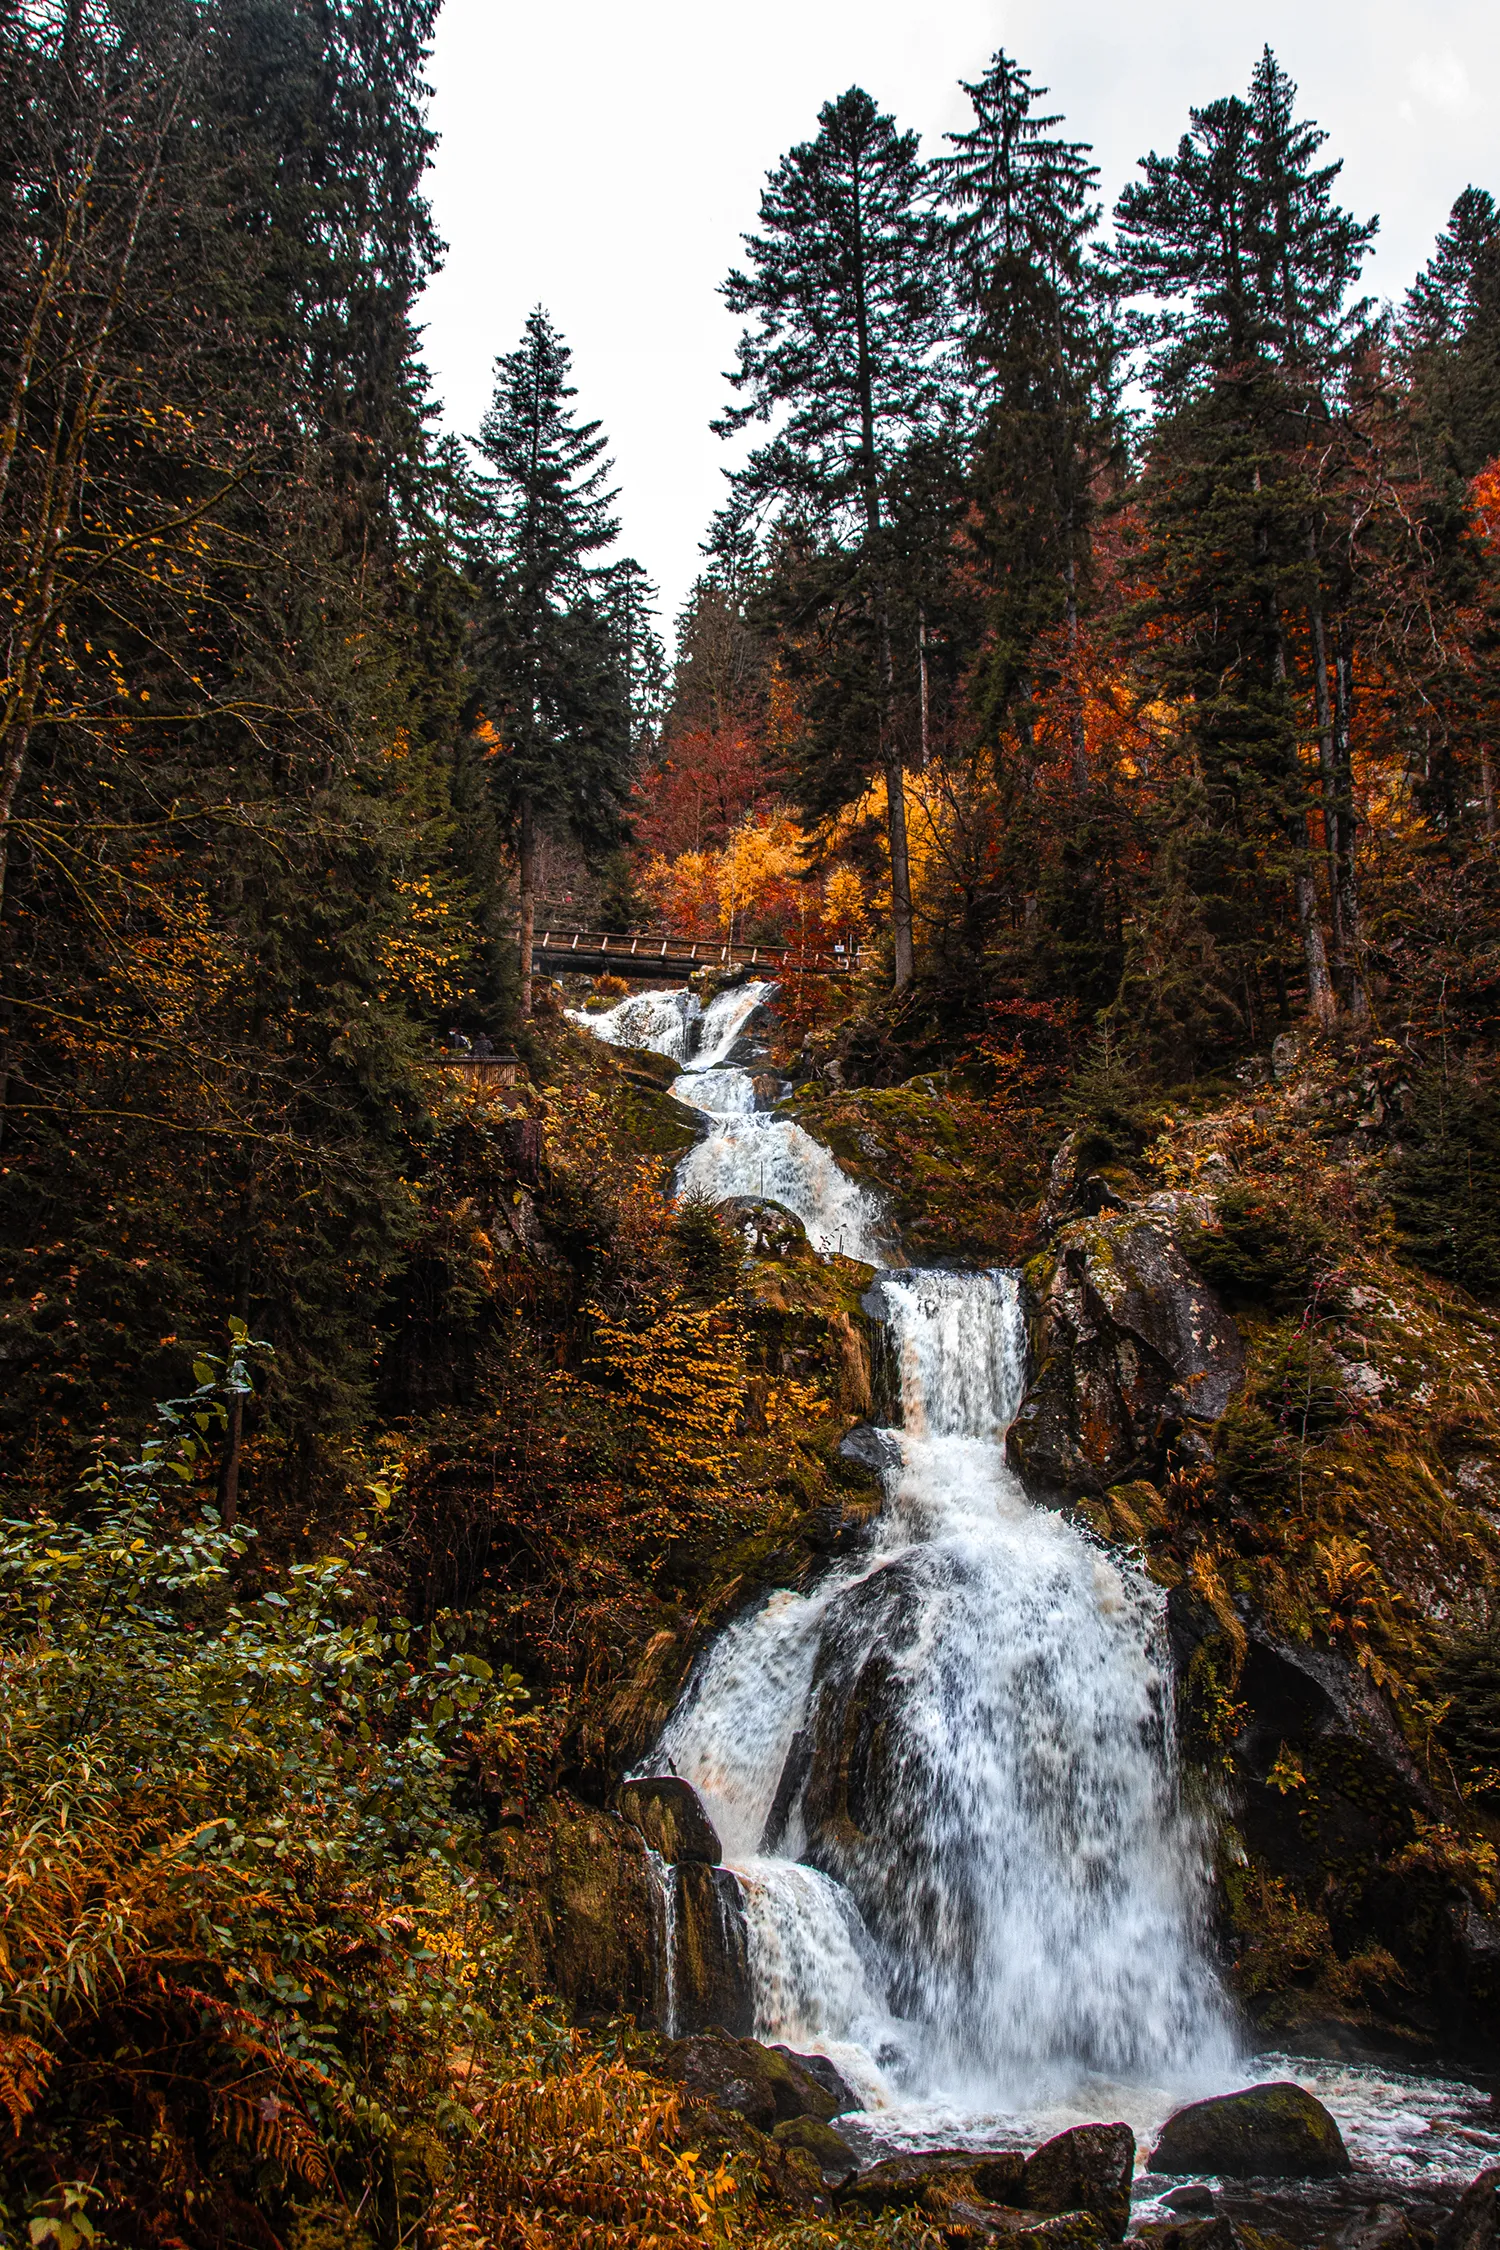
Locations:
532;926;863;981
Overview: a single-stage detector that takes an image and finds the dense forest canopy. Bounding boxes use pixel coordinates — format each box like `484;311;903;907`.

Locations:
3;4;1500;2245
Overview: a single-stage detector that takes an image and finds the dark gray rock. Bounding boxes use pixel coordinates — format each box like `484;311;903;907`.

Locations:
769;2046;859;2116
719;1196;810;1257
672;1863;753;2036
837;2152;993;2216
657;2029;850;2128
1008;1212;1244;1495
1439;2165;1500;2250
1163;2187;1217;2215
619;1774;722;1864
1024;2123;1135;2239
1149;2082;1350;2178
1336;2205;1422;2250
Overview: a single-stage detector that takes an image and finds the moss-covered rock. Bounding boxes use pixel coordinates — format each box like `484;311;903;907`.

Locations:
1148;2082;1350;2177
495;1802;655;2019
770;2114;857;2183
1023;2124;1134;2239
1009;1210;1244;1495
618;1774;722;1863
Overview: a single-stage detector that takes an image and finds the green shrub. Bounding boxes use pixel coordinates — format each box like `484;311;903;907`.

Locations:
1387;1074;1500;1301
0;1333;528;2247
1182;1184;1327;1312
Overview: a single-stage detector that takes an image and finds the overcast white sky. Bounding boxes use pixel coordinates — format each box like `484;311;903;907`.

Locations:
417;0;1498;636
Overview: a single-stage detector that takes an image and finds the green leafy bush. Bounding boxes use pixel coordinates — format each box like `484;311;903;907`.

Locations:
0;1333;529;2247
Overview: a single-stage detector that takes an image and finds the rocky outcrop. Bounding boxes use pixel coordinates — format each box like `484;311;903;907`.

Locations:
619;1774;721;1863
496;1801;655;2019
1024;2124;1135;2239
1149;2082;1350;2177
1009;1209;1244;1496
771;2114;857;2182
654;2029;852;2128
672;1862;753;2036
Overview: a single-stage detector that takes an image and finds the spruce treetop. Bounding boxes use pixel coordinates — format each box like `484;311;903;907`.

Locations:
475;305;619;609
1113;46;1376;404
934;49;1100;304
716;85;949;537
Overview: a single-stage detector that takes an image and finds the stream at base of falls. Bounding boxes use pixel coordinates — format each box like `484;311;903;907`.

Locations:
570;982;1500;2221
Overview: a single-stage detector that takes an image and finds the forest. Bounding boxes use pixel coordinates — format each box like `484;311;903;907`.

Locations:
3;1;1500;2246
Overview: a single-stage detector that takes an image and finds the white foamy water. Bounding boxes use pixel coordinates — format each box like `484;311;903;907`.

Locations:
676;1115;891;1261
592;985;1488;2178
569;986;700;1059
653;1268;1235;2115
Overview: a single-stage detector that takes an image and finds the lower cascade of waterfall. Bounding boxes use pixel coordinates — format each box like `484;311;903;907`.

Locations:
574;980;1497;2183
652;1265;1235;2122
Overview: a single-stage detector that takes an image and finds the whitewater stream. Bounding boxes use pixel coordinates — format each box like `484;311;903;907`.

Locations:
571;981;1499;2220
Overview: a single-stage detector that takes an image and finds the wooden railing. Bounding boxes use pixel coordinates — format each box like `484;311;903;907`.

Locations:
531;927;863;978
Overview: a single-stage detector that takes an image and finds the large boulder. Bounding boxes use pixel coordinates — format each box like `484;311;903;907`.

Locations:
673;1862;753;2035
1009;1212;1244;1495
656;2030;848;2130
619;1774;722;1864
1149;2083;1350;2178
837;2153;998;2216
1440;2166;1500;2250
1024;2124;1135;2239
496;1801;655;2019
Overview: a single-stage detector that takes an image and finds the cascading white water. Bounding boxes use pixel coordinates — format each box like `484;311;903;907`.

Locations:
654;1267;1234;2114
568;985;702;1059
676;1116;891;1261
579;977;1231;2117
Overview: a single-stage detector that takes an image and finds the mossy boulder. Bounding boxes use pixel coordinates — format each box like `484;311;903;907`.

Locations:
1148;2082;1350;2177
657;2030;849;2129
1009;1210;1244;1495
618;1774;721;1864
771;2114;858;2182
495;1801;655;2019
1024;2123;1135;2239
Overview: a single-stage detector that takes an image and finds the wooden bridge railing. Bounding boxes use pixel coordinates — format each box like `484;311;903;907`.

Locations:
531;927;863;979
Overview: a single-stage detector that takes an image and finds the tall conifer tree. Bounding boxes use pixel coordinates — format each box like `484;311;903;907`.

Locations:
473;308;632;1016
716;87;948;986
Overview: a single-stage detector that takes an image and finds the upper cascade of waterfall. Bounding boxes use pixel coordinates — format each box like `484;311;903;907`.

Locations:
569;985;701;1060
682;979;776;1071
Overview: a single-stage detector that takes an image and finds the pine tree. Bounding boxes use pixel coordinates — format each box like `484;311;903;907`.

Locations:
472;308;632;1017
716;87;949;986
1401;187;1500;481
1114;50;1378;1024
933;50;1113;785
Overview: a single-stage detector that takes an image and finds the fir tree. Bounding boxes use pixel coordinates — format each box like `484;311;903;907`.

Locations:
1401;186;1500;480
716;87;949;986
933;50;1113;784
472;308;632;1017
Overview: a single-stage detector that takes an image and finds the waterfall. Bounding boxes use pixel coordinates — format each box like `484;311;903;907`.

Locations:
567;985;701;1059
581;980;1233;2122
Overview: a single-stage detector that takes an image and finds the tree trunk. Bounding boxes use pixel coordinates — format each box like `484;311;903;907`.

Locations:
1309;590;1344;966
917;607;930;772
218;1183;256;1532
518;794;536;1022
1065;559;1088;793
880;590;914;987
1481;744;1497;843
1332;624;1368;1021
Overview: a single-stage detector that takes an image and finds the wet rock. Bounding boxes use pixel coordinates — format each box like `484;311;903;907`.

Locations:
655;2030;842;2130
1163;2186;1217;2215
771;2115;858;2182
1009;1213;1244;1495
768;2046;859;2116
1336;2205;1423;2250
618;1774;721;1864
494;1801;655;2018
1149;2082;1350;2178
1023;2123;1135;2238
1134;2221;1295;2250
656;2030;775;2126
720;1195;811;1258
1439;2165;1500;2250
838;2152;991;2215
672;1863;753;2036
971;2153;1027;2202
